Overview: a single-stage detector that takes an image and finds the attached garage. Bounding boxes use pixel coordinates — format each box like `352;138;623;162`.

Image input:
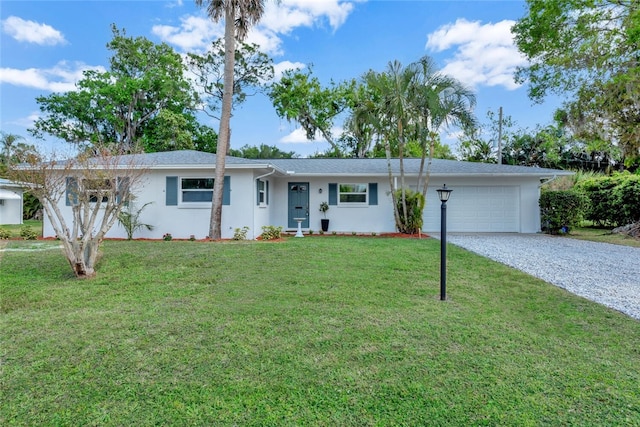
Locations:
446;186;520;232
423;185;520;232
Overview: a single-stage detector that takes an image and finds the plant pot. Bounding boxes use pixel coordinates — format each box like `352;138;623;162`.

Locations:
321;219;329;232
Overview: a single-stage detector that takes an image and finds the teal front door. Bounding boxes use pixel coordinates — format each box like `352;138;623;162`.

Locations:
288;182;309;228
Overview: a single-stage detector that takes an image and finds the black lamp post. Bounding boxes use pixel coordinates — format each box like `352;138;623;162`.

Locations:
436;184;452;301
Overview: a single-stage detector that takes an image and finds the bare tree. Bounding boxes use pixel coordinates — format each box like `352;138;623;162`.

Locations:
10;148;147;278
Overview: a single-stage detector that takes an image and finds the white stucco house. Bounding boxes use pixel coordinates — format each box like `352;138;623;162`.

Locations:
41;150;573;240
0;178;23;225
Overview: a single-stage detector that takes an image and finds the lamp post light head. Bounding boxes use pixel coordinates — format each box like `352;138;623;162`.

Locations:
437;184;452;203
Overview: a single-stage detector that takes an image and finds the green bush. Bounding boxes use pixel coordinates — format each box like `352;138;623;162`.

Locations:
0;228;10;239
233;226;249;240
614;176;640;225
22;192;42;220
576;173;640;226
539;190;589;234
394;188;425;234
19;226;38;240
260;225;282;240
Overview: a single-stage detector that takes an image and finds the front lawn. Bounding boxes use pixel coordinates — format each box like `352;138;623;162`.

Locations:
567;225;640;248
0;220;43;239
1;238;639;426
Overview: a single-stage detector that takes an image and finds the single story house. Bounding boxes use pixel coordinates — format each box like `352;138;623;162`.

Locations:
0;178;23;225
42;150;573;240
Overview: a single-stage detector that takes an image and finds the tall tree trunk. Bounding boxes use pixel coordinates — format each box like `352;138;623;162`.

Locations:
384;137;402;232
209;4;236;240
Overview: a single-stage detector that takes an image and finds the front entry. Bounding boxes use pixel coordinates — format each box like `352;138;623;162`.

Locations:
288;182;309;228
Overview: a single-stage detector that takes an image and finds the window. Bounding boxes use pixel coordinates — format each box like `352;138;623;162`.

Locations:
84;178;114;203
166;176;230;206
339;183;367;204
66;177;129;206
181;178;214;203
257;179;269;205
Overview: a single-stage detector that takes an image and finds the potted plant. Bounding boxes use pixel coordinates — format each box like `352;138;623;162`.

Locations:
319;201;330;232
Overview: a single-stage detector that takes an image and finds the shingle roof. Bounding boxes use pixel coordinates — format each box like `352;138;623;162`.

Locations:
46;150;574;177
269;157;572;177
121;150;261;167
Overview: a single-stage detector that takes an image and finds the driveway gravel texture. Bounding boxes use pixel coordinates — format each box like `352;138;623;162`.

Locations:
432;233;640;320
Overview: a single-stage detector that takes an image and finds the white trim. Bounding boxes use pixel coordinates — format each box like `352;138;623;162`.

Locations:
0;189;21;200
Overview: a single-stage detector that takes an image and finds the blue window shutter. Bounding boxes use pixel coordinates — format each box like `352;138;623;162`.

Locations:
256;179;260;205
66;177;78;206
223;176;231;205
369;183;378;205
266;180;269;205
166;176;178;206
328;183;337;205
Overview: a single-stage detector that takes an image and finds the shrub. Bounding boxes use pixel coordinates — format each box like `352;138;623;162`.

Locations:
162;233;172;241
613;176;640;225
539;190;589;234
233;226;249;240
22;192;42;220
19;226;38;240
0;228;10;239
576;172;640;226
394;188;425;234
117;201;154;240
260;225;282;240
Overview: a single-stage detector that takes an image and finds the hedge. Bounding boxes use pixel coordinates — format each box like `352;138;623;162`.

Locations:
539;190;589;234
576;173;640;226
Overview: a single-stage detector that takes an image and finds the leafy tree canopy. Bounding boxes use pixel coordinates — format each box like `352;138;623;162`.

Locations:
513;0;640;168
269;67;357;154
230;143;297;159
30;25;197;154
188;39;274;121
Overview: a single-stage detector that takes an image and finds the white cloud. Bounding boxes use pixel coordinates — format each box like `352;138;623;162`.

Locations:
279;127;316;144
279;125;342;144
273;60;306;80
261;0;355;34
152;15;223;52
426;19;526;90
155;1;357;56
0;61;106;92
1;16;66;45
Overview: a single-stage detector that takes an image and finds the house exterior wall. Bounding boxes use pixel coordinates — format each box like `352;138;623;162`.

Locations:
42;168;544;239
0;189;23;225
43;169;260;240
268;175;543;235
270;177;395;234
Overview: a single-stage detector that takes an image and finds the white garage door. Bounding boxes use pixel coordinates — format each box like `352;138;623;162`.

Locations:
425;186;520;232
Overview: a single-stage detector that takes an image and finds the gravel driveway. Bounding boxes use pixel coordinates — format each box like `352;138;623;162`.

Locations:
431;233;640;320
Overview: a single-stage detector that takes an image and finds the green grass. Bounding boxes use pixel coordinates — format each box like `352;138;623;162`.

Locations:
0;220;43;239
566;224;640;248
2;237;640;426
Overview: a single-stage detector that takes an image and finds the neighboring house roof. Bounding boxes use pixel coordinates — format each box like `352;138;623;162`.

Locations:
0;178;23;200
42;150;574;178
0;178;23;188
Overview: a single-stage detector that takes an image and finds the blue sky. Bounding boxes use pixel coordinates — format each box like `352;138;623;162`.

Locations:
1;0;561;157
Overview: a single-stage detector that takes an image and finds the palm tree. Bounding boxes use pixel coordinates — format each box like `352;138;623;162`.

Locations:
195;0;266;239
353;57;476;233
1;132;25;176
409;56;476;199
